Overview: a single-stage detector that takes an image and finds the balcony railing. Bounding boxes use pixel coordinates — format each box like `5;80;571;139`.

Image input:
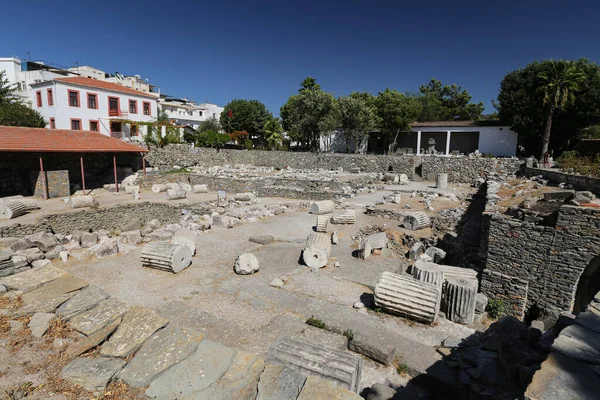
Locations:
108;109;128;117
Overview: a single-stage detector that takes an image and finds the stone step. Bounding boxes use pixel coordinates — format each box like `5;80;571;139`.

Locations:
552;324;600;364
56;285;110;320
69;298;130;336
0;265;68;293
15;275;88;316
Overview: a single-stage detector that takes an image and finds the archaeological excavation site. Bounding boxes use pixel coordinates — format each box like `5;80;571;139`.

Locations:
1;145;599;399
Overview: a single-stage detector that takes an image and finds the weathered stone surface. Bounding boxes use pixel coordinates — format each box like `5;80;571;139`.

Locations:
141;241;192;273
86;239;119;258
424;246;446;263
171;228;197;255
65;318;121;358
303;232;332;269
31;259;52;268
257;364;306;400
297;375;362;400
0;265;67;292
331;231;339;244
475;293;488;314
16;274;88;316
310;200;335;215
69;298;130;336
10;238;34;251
19;247;44;263
443;277;478;325
552;324;600;364
62;357;126;391
120;230;142;245
119;324;204;387
11;255;27;268
101;306;169;357
266;337;362;393
408;241;423;261
249;235;274;245
575;311;600;334
366;383;397;400
56;285;110;320
348;330;397;366
234;253;260;275
29;312;54;338
235;192;256;201
403;212;431;230
80;232;98;248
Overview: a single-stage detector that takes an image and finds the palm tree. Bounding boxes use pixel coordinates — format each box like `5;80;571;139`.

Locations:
537;61;586;161
263;119;284;150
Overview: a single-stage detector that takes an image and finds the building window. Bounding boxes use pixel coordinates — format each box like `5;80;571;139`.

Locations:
71;119;82;130
68;90;80;107
47;89;53;106
130;124;138;136
110;121;122;134
87;93;97;109
198;111;203;116
49;118;55;129
212;113;215;118
108;97;120;116
89;120;99;132
36;91;42;107
129;100;137;114
143;102;151;116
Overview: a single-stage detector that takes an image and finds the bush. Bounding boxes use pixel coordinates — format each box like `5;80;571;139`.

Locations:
196;130;230;149
486;299;506;319
558;151;600;177
243;139;253;150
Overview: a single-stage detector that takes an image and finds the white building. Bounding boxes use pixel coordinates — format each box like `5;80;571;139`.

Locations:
158;97;224;130
30;76;157;141
0;57;77;104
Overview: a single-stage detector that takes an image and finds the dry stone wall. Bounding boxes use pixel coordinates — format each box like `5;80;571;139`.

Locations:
482;205;600;323
145;145;523;183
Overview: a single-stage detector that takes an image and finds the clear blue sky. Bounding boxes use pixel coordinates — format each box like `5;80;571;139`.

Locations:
2;0;599;116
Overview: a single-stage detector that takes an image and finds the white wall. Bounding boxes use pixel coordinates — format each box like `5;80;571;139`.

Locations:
32;81;157;139
411;126;518;156
320;129;368;153
0;58;27;102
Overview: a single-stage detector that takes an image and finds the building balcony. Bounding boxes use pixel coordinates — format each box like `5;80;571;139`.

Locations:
109;131;142;142
108;109;128;117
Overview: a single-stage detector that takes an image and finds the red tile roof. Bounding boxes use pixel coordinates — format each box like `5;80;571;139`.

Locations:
0;126;148;153
51;77;157;99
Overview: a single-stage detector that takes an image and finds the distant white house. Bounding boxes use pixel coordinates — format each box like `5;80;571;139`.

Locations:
30;76;157;140
158;96;224;130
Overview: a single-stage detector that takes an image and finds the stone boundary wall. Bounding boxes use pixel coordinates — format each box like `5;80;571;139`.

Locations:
137;174;345;201
482;205;600;323
480;270;529;320
523;167;600;196
0;202;210;238
145;145;523;183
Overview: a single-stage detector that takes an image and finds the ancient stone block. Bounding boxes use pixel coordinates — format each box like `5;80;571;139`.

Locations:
0;201;27;220
403;212;431;230
303;232;332;269
141;242;192;273
443;277;478;325
257;364;306;400
234;253;260;275
331;209;356;225
310;200;335;215
62;357;126;392
69;298;130;336
69;196;97;209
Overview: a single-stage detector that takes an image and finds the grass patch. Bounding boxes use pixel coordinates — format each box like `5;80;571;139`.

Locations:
486;299;506;319
306;316;326;330
393;356;409;376
343;329;355;341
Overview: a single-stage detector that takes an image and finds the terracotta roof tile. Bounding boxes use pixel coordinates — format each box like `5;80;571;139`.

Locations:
51;77;157;99
0;126;148;153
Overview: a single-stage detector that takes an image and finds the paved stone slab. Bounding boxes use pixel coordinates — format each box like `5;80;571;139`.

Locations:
348;330;398;366
101;306;169;357
29;312;55;338
576;311;600;334
249;235;275;245
194;350;265;399
257;363;307;400
16;275;88;316
62;357;126;391
65;318;121;358
526;352;600;400
297;375;362;400
552;324;600;364
119;324;204;387
0;265;68;292
69;298;130;336
145;339;235;399
56;285;110;320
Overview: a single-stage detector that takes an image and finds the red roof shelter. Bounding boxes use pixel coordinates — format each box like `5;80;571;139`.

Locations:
0;126;148;199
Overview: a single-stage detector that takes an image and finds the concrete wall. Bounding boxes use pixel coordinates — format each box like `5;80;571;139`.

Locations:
482;206;600;323
411;126;518;156
523;167;600;196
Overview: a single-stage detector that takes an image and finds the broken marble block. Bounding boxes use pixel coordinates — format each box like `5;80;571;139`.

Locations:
234;253;260;275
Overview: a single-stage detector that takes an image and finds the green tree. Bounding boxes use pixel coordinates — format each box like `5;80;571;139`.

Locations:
0;71;45;128
497;59;600;157
374;89;422;153
196;130;230;149
219;99;272;141
262;118;284;150
537;60;586;160
419;79;484;120
157;108;170;123
199;116;221;132
281;77;338;151
338;92;377;153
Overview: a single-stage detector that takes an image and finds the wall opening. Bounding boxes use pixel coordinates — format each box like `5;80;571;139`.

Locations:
573;255;600;313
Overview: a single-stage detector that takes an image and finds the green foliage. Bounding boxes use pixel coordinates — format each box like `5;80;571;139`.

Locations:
374;89;422;153
0;71;16;105
281;77;338;151
157;108;170;123
182;128;199;144
144;124;182;147
196;130;230;149
306;316;326;330
343;329;354;341
199;116;221;132
418;78;484;121
262;118;284;150
338;92;378;153
486;299;506;319
219;99;272;139
498;58;600;157
558;151;600;177
393;356;408;376
0;101;46;128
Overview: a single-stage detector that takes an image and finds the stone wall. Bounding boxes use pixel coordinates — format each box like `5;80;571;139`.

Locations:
0;202;211;238
32;170;70;199
145;145;523;183
523;167;600;196
482;206;600;323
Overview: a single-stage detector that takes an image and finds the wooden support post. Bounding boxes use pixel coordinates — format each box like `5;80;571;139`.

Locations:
39;155;48;200
142;154;146;176
113;154;119;193
80;155;86;194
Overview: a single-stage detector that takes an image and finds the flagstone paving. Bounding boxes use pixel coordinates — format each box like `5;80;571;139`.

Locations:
56;285;110;319
69;298;130;336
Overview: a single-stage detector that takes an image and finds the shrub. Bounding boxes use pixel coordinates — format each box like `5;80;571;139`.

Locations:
558;151;600;178
196;130;230;149
487;299;506;319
